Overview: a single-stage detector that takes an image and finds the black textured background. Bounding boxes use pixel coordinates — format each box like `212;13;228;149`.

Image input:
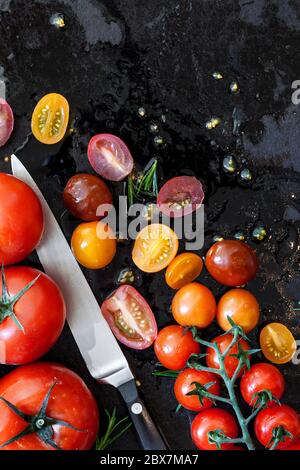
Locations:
0;0;300;450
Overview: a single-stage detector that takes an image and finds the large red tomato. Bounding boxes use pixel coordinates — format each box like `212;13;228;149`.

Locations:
0;174;44;265
0;363;99;450
0;266;66;364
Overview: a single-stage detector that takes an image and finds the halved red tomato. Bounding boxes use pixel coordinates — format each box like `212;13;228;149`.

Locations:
0;98;14;147
88;134;134;182
157;176;204;218
101;285;157;350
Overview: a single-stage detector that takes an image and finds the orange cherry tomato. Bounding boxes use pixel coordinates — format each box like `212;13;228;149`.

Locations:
32;93;69;145
172;282;216;329
165;252;203;289
260;323;296;364
71;221;116;269
217;288;260;333
132;224;178;273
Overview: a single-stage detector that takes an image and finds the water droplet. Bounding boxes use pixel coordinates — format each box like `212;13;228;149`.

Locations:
50;13;65;29
149;122;159;134
205;117;221;130
117;268;135;285
137;107;146;118
161;114;167;123
240;168;253;182
212;71;223;80
213;235;224;242
153;135;165;146
252;225;267;242
234;231;246;241
222;155;237;174
229;81;240;94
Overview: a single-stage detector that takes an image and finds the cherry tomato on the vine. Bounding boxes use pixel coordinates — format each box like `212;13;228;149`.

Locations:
165;252;203;289
217;288;260;333
101;285;157;350
157;176;204;218
0;173;44;265
260;323;296;365
88;134;134;182
206;334;250;378
240;363;285;406
255;404;300;449
132;224;178;273
283;440;300;450
191;408;239;450
174;369;220;412
205;240;259;286
171;282;216;329
31;93;69;145
0;98;14;147
154;325;200;370
63;173;113;221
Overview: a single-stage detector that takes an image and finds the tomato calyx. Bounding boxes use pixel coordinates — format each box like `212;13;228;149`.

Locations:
0;266;41;332
186;381;218;406
267;425;294;451
207;429;241;450
0;381;83;450
250;389;281;409
230;341;261;373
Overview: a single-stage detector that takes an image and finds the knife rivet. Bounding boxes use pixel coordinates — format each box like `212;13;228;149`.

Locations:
131;403;143;415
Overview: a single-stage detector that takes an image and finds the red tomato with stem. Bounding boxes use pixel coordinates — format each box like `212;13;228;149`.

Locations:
0;173;44;265
157;176;204;218
101;285;157;350
0;266;66;365
255;404;300;449
240;363;285;406
174;369;220;411
191;408;239;450
205;240;259;286
0;363;99;450
283;440;300;450
0;99;14;147
88;134;134;182
206;334;250;378
154;325;200;370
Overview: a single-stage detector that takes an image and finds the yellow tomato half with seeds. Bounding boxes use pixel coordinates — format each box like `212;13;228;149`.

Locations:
31;93;69;145
132;223;179;273
260;323;296;364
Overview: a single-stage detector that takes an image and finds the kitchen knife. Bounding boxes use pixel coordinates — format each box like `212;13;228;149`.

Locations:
11;154;167;451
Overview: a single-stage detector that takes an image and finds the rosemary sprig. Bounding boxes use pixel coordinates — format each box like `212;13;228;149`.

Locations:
127;158;158;207
95;408;132;450
152;369;181;378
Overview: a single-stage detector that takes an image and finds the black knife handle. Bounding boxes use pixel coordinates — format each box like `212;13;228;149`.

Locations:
118;380;167;450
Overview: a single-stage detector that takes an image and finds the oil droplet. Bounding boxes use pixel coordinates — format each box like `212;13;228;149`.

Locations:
212;71;223;80
117;268;135;285
240;168;253;182
50;13;65;29
153;135;165;146
149;122;159;134
252;225;267;242
234;231;246;241
222;155;237;174
205;117;221;130
229;81;240;94
137;107;146;119
213;235;224;242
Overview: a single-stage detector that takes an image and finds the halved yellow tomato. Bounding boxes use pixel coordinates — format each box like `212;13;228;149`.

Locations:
31;93;69;145
260;323;296;364
132;223;178;273
165;252;203;289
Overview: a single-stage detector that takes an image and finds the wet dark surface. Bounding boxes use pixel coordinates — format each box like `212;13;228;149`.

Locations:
0;0;300;450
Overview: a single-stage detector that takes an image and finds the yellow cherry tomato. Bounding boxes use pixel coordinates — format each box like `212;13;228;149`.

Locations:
132;224;178;273
260;322;296;364
165;252;203;289
32;93;69;144
71;221;116;269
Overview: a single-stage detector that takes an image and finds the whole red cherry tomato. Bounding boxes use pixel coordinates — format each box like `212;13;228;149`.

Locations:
63;173;113;221
174;369;220;411
191;408;239;450
0;363;99;450
205;240;259;286
206;334;250;378
0;174;44;265
154;325;200;370
0;98;14;147
240;363;285;406
0;266;66;365
255;404;300;449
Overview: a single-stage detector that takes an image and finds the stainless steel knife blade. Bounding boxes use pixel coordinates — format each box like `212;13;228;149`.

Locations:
11;154;133;388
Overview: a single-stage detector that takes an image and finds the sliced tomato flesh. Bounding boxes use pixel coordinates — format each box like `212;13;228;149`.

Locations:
157;176;204;218
0;98;14;147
